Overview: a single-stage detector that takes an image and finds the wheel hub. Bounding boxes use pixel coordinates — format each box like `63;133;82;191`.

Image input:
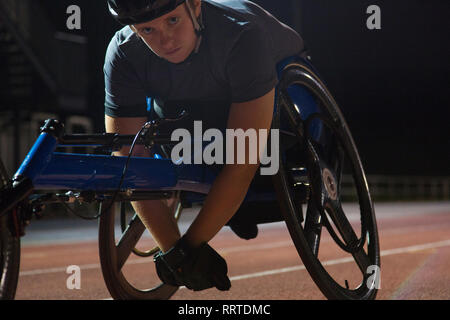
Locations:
322;168;337;200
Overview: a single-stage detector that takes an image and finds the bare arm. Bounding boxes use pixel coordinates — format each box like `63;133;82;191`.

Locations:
184;88;276;247
105;115;149;156
105;114;180;251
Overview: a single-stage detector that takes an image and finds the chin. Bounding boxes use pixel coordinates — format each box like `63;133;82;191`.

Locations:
166;56;185;64
165;53;189;64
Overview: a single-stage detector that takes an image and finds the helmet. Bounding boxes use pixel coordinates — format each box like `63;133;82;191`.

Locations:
107;0;187;25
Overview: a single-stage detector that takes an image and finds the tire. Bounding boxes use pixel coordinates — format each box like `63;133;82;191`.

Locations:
98;200;179;300
272;63;380;300
0;160;20;300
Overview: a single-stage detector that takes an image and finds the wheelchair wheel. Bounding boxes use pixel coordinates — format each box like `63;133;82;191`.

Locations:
0;160;20;300
98;199;181;300
273;63;380;300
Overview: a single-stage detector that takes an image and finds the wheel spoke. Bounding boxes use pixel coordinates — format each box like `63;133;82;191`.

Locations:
334;144;345;195
326;200;371;273
308;133;371;272
116;213;146;270
305;141;327;208
303;201;322;257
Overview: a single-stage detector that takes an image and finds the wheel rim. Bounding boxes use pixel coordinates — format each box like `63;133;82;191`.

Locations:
0;161;20;300
276;71;380;299
98;201;179;300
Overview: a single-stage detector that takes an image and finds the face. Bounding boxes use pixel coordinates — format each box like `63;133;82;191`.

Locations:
132;1;201;64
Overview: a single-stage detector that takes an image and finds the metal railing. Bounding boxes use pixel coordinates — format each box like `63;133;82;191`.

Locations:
0;0;88;103
0;0;57;92
0;0;30;37
342;175;450;201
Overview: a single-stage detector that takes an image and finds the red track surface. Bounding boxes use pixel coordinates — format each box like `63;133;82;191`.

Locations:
14;202;450;300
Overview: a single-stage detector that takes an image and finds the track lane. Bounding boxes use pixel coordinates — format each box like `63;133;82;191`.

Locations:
14;202;450;300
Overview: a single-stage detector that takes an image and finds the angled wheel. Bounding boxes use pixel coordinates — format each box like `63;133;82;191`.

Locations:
273;62;380;300
98;199;182;300
0;160;20;300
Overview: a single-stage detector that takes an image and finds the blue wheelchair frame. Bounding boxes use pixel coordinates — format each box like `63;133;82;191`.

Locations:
1;56;321;218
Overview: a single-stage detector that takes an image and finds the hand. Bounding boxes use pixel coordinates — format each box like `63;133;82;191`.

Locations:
154;236;231;291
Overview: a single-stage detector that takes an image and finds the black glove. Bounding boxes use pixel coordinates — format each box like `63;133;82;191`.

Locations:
154;236;231;291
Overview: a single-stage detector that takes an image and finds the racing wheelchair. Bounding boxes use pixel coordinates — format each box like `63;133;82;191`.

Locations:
0;56;380;300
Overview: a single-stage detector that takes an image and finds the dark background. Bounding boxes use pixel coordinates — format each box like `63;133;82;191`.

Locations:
0;0;449;177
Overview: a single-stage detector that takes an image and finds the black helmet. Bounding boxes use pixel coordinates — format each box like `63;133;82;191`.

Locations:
108;0;187;25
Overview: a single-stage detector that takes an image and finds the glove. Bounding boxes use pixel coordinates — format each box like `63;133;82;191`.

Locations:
154;236;231;291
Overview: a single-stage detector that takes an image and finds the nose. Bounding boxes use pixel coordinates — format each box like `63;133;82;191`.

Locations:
159;29;175;49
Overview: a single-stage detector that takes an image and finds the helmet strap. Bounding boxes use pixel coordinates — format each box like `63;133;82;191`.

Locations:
185;0;204;53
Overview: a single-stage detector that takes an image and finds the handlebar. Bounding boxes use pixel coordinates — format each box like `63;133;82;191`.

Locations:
57;111;188;149
58;133;173;148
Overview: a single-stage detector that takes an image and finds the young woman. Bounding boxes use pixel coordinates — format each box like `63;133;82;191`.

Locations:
105;0;305;291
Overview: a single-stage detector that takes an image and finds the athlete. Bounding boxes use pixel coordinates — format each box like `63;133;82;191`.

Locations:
104;0;306;291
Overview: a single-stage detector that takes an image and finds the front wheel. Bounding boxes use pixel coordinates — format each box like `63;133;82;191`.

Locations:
98;199;180;300
273;64;380;300
0;160;21;300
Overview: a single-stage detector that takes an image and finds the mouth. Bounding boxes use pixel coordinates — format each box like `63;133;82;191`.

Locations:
165;47;181;56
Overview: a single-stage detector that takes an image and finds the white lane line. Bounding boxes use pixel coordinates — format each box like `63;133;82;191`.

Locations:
220;240;293;254
18;241;293;276
228;239;450;282
20;263;102;276
20;239;450;278
378;239;450;256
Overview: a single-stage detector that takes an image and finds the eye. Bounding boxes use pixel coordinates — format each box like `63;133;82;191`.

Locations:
168;16;179;25
141;27;153;35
